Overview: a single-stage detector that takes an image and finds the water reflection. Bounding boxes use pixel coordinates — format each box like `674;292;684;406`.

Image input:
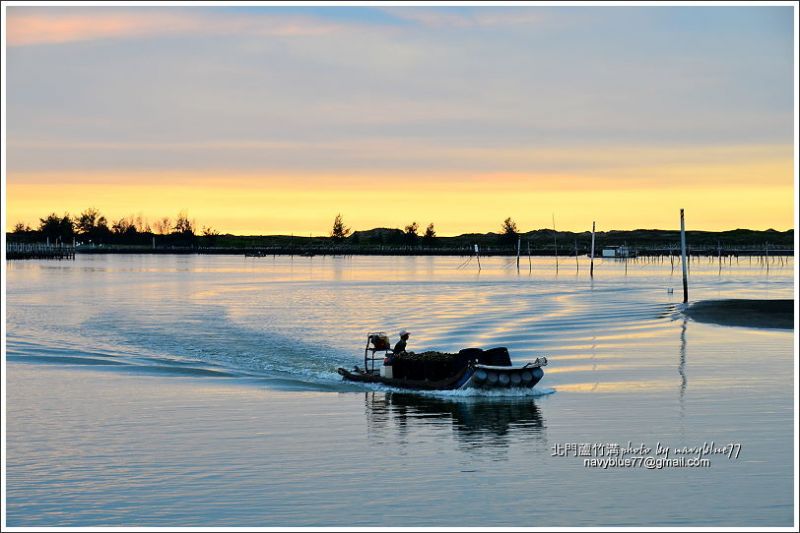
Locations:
364;392;546;452
678;317;687;400
678;316;688;429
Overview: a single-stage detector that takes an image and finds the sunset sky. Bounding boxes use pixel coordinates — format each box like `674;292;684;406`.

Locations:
4;5;796;235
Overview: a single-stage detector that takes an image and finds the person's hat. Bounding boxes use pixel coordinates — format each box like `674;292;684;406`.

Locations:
399;329;410;337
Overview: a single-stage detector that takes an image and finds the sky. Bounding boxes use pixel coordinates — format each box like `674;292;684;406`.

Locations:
4;5;796;235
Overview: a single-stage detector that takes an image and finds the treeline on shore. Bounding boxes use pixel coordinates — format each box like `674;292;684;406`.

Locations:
7;209;794;254
9;208;216;247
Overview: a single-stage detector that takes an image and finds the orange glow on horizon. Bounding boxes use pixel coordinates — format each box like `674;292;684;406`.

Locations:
6;167;794;235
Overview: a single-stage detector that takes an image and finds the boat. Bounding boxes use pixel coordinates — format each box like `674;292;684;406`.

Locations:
244;250;268;257
601;245;637;258
337;333;547;391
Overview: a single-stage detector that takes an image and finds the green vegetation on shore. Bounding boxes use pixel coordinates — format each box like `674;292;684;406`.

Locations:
7;209;794;255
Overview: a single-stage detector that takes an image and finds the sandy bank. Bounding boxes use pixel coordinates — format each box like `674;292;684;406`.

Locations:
684;299;794;329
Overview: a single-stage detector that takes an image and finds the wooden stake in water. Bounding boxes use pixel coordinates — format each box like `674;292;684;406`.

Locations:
516;236;521;271
574;239;579;272
527;241;532;273
474;244;481;271
590;221;595;277
552;213;559;273
680;208;689;303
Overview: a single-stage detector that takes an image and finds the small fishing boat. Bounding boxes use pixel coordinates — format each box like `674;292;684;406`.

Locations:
337;333;547;391
244;250;267;257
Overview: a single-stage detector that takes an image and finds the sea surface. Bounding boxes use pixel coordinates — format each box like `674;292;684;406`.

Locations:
4;253;796;527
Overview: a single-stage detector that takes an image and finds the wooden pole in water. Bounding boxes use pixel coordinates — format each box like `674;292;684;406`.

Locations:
527;240;532;273
516;236;521;271
624;242;628;275
552;214;559;273
574;239;579;272
590;221;595;277
475;244;481;271
680;208;689;303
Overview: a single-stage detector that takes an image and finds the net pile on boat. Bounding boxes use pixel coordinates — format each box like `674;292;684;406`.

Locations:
391;351;470;382
390;347;513;381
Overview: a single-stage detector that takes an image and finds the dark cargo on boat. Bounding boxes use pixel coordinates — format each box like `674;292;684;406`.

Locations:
337;333;547;391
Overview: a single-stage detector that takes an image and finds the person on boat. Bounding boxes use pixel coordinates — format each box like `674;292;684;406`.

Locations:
393;330;410;356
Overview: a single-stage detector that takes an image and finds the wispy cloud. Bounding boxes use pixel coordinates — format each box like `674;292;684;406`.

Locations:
380;7;546;28
7;8;346;46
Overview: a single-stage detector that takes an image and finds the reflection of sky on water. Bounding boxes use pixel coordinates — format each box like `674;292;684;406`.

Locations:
5;254;794;526
6;254;794;397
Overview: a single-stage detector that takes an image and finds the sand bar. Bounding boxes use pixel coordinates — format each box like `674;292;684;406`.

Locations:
684;299;794;329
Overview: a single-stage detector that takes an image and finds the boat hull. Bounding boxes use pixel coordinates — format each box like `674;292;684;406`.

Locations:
337;364;544;391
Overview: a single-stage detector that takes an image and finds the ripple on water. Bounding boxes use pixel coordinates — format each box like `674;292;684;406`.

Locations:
5;255;794;395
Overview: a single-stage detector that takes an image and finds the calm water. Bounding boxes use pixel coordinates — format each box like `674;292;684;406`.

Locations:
5;254;795;526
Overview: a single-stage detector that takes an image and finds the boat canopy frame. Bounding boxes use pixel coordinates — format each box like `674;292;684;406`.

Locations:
364;332;391;375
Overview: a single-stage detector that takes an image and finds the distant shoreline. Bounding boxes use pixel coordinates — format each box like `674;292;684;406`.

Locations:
6;227;795;259
683;299;794;330
73;246;795;257
6;244;796;260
